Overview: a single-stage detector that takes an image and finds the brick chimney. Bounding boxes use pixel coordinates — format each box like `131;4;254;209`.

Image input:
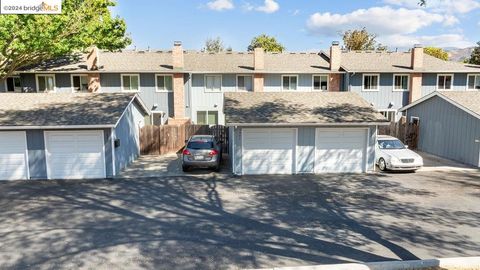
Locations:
87;46;100;92
411;44;424;70
329;41;341;71
172;41;184;70
253;47;265;92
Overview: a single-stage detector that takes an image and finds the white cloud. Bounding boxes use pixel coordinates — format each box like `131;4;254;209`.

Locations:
379;34;474;48
244;0;279;14
384;0;480;14
443;14;459;26
291;9;300;16
307;6;445;36
207;0;234;11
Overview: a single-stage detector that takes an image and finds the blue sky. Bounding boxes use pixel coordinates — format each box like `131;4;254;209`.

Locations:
114;0;480;51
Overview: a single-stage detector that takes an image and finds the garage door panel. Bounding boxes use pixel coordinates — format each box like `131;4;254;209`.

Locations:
46;131;105;179
315;129;367;173
0;131;29;180
242;129;295;175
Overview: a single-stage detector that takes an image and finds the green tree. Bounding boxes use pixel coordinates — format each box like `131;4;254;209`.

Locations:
468;42;480;65
342;28;382;51
0;0;131;80
247;34;285;52
424;47;449;61
203;37;225;53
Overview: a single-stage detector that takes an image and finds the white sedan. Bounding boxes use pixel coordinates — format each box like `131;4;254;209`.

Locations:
375;135;423;172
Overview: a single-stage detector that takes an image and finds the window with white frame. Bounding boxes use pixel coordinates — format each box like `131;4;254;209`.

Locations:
393;74;409;91
36;75;55;92
313;75;328;91
196;111;218;125
205;75;221;92
121;74;140;92
237;75;253;91
363;74;379;91
6;76;21;92
379;110;396;122
72;75;89;92
156;75;173;92
282;75;298;91
467;74;480;90
437;75;453;90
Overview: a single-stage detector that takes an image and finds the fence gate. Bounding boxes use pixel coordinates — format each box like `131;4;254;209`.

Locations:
140;124;229;155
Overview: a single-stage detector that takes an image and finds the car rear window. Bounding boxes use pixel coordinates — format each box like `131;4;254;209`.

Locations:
187;140;213;149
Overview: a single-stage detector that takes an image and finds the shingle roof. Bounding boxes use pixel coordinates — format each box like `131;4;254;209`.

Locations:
339;51;480;73
439;91;480;117
0;93;145;127
224;92;388;125
184;52;253;73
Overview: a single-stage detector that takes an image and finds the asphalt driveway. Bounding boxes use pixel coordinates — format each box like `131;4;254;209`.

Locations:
0;171;479;269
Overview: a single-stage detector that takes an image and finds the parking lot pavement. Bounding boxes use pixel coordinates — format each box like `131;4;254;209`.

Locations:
417;151;479;172
1;170;479;269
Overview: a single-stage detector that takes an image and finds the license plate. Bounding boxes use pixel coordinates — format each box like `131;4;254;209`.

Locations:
194;155;204;160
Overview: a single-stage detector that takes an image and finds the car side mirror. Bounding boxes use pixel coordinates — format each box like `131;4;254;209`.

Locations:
185;140;188;143
405;145;409;149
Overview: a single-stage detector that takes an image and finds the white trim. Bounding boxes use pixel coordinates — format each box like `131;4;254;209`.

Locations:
436;74;454;91
111;128;116;177
236;74;253;92
392;74;410;92
44;130;107;180
23;131;31;180
281;75;299;91
362;74;380;92
195;110;219;125
4;76;22;93
410;116;420;124
314;127;369;174
70;74;89;93
400;91;480;120
35;74;56;92
0;125;114;130
231;127;236;175
226;122;389;127
312;74;329;91
204;74;222;93
466;74;480;91
154;74;174;92
241;128;296;175
120;74;141;92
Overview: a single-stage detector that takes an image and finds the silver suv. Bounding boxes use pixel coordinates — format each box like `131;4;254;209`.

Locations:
182;135;222;172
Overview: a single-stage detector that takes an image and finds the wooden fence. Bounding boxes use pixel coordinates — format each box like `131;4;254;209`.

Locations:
378;116;420;149
140;124;229;155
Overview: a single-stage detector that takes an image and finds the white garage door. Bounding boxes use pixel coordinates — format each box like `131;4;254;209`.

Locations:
45;131;106;179
315;128;367;173
0;131;29;180
242;129;296;175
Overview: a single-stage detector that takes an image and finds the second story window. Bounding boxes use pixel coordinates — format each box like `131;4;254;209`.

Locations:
36;74;55;92
205;75;221;92
6;76;21;92
437;74;453;90
156;75;173;92
121;74;140;92
393;75;409;91
313;75;328;91
237;75;253;91
363;74;379;91
72;75;89;92
467;74;480;90
282;75;298;91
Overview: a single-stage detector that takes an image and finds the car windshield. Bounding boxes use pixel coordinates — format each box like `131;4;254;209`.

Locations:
187;140;213;149
378;139;406;150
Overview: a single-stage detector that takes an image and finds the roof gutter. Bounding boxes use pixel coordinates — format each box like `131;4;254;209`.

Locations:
0;124;115;130
225;122;390;127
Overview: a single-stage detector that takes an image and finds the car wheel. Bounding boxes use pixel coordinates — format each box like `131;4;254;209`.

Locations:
378;158;387;171
182;165;190;172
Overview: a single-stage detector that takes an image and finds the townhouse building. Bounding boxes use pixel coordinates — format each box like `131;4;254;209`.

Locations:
2;41;480;126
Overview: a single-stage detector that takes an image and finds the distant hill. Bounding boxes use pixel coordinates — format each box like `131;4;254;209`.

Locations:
446;47;474;62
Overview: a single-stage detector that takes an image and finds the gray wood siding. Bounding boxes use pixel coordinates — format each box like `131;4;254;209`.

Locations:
405;96;480;167
55;73;73;93
232;126;377;175
21;74;36;92
422;73;469;96
349;73;409;110
100;73;171;114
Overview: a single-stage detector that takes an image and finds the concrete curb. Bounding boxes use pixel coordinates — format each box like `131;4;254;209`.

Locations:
252;257;480;270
